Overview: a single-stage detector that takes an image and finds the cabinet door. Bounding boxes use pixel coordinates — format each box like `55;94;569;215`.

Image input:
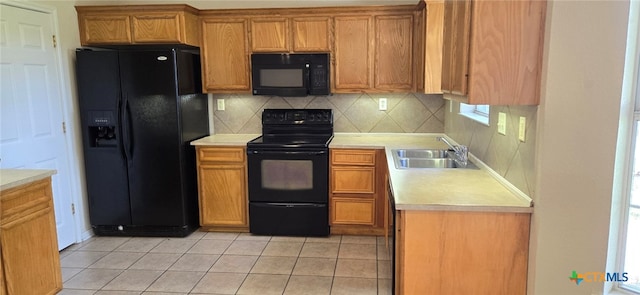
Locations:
198;164;248;227
132;12;182;43
331;166;375;194
441;0;471;95
424;0;445;94
334;16;372;90
292;17;331;52
202;18;250;92
251;18;289;52
466;0;546;105
1;180;61;295
374;15;413;90
79;14;131;45
331;198;375;225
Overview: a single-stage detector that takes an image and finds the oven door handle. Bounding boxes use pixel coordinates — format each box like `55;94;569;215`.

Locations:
249;150;326;156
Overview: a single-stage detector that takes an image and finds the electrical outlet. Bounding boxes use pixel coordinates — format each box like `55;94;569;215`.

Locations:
498;112;507;135
217;99;225;111
379;98;388;111
519;117;526;142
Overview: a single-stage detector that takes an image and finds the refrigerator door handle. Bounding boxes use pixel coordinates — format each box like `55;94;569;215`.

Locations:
122;95;133;161
116;97;127;160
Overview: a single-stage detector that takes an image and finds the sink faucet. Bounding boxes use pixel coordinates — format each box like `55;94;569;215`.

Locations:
437;137;469;167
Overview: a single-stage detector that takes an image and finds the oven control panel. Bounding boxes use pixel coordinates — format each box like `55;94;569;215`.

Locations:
262;109;332;125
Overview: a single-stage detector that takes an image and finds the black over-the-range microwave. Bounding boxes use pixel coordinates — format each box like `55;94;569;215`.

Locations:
251;53;330;97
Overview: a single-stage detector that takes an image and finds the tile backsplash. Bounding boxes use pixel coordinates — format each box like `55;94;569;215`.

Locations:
445;101;537;197
210;93;445;134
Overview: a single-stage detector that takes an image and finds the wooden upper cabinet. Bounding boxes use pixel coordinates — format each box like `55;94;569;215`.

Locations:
423;0;444;94
374;15;413;91
76;5;200;46
251;18;289;52
441;0;471;97
250;16;331;53
334;16;373;91
441;0;546;105
201;18;250;92
79;14;131;44
292;17;331;52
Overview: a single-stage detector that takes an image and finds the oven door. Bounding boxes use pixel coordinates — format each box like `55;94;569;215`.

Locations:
247;149;328;203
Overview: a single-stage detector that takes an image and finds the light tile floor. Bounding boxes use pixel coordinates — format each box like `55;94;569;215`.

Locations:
58;231;392;295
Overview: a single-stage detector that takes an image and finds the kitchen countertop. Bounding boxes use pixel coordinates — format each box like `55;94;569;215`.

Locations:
332;133;533;213
191;134;260;146
191;133;533;213
0;169;57;191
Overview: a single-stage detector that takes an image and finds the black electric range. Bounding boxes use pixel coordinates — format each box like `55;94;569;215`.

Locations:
246;109;333;236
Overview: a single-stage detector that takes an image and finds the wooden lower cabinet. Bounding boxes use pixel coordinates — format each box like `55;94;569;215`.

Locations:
329;148;387;235
396;210;530;294
196;147;249;232
0;178;62;295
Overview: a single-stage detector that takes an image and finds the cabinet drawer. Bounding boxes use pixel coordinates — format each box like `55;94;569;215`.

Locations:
331;166;375;194
331;149;376;166
198;147;245;163
1;179;52;225
330;198;375;225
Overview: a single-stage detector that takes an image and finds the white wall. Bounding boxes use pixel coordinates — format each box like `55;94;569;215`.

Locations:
530;1;630;294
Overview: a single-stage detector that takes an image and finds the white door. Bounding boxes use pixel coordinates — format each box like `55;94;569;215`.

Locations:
0;3;76;250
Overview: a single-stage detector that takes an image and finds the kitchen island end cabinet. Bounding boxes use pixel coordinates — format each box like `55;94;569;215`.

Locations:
395;210;530;294
196;146;249;232
0;174;62;295
329;148;388;235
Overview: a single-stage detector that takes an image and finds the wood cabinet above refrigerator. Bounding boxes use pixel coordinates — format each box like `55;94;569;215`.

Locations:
76;5;200;46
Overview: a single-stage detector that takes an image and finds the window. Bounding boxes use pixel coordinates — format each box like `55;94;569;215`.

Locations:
459;103;490;125
621;122;640;293
614;1;640;292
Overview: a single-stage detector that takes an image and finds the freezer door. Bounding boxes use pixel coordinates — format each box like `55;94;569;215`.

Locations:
118;49;187;226
76;49;132;226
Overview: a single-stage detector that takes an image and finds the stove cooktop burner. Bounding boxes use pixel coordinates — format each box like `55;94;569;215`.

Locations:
247;109;334;150
247;134;333;149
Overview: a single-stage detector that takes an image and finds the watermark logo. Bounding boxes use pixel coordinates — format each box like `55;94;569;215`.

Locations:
569;271;584;285
569;270;628;285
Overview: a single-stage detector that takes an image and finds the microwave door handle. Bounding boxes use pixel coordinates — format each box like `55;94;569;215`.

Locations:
304;63;311;92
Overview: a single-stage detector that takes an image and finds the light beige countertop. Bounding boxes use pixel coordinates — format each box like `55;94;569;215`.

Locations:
332;133;533;213
191;134;260;146
0;169;57;191
191;133;532;213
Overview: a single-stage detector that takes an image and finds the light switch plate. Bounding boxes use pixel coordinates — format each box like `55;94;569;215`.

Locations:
498;112;506;135
519;117;526;142
217;99;225;111
379;98;388;111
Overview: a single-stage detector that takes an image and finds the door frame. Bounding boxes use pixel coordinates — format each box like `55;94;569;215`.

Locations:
2;1;88;244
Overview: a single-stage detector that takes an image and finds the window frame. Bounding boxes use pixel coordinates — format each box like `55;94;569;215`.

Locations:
459;103;490;126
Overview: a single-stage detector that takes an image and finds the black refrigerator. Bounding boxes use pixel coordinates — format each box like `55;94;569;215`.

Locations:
76;46;209;237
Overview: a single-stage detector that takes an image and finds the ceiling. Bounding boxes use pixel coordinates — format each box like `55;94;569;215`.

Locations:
72;0;419;9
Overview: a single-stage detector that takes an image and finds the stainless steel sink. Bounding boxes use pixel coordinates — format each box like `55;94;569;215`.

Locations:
391;149;475;169
394;149;450;159
396;158;457;168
